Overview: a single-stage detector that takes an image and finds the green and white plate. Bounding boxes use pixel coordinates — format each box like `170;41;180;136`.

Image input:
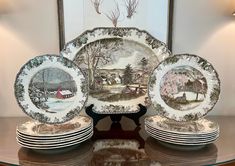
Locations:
148;54;220;121
14;55;88;124
61;27;171;114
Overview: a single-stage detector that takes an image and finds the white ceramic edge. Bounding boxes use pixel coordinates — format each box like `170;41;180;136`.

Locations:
144;116;219;134
16;131;93;149
147;131;218;146
149;54;220;121
17;124;93;140
146;128;219;142
17;127;93;144
145;124;218;138
17;116;92;137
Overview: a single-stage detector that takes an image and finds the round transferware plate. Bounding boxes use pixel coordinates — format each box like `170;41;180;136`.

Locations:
145;124;218;139
61;27;171;114
16;130;93;146
17;127;93;144
145;115;219;135
14;55;88;124
145;128;219;143
146;131;218;146
17;116;92;137
148;54;220;121
17;131;93;149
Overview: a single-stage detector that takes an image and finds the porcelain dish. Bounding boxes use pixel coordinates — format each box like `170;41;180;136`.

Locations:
14;55;88;124
148;54;220;121
61;27;171;114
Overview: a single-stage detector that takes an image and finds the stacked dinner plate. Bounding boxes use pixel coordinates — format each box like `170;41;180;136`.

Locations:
16;116;93;150
145;115;219;146
146;54;221;147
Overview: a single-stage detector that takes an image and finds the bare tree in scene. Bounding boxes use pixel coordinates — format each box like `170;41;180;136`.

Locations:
124;0;139;18
76;40;122;89
91;0;103;14
105;2;120;27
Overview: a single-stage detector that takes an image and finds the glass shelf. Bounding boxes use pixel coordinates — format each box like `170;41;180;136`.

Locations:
0;116;235;165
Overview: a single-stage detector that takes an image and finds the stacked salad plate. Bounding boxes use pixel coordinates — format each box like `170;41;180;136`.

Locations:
146;54;220;146
145;115;219;146
14;55;92;150
16;115;93;150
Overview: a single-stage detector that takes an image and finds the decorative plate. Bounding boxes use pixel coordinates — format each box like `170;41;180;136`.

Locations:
17;116;92;137
145;115;219;135
145;128;218;142
17;127;93;144
148;54;220;121
17;132;93;149
146;132;218;146
145;124;218;138
14;55;88;124
61;27;171;114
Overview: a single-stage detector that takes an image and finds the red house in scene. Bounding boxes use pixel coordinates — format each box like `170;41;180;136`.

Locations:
56;87;73;99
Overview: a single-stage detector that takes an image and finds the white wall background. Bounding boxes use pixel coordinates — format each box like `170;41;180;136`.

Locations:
63;0;168;44
0;0;59;117
0;0;235;117
172;0;235;116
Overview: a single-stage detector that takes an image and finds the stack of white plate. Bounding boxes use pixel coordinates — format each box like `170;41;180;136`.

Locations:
16;116;93;150
145;115;219;146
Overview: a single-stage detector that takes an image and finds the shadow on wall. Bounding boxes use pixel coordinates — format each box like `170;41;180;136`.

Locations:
173;0;235;54
0;0;59;53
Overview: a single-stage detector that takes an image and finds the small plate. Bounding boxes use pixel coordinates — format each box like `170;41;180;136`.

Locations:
17;125;92;141
17;116;92;137
146;128;218;143
14;55;88;124
17;131;93;149
148;54;220;121
145;115;219;135
17;127;93;144
17;130;93;146
147;131;218;146
145;124;218;139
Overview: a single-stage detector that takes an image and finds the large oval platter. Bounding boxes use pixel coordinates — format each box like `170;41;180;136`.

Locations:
148;54;220;121
14;55;88;124
61;27;171;114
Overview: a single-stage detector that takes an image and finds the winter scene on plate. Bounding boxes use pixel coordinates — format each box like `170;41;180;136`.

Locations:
160;66;207;111
74;38;160;108
29;68;77;113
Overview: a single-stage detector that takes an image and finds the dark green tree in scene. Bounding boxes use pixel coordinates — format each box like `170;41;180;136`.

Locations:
123;64;133;85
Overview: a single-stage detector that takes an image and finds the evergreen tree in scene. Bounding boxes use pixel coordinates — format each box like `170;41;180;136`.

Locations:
123;64;133;85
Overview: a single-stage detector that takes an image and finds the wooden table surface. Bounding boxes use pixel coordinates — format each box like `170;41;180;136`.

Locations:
0;116;235;166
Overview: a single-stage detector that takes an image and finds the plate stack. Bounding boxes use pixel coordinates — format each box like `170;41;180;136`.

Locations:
146;54;221;146
16;116;93;150
145;115;219;146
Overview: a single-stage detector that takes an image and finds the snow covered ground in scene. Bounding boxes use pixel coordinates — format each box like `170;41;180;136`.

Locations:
88;95;146;113
173;91;205;111
173;91;204;101
103;84;126;94
103;84;147;94
45;97;75;112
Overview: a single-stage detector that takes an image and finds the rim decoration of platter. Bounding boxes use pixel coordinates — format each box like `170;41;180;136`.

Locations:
148;54;220;121
61;27;171;114
14;55;88;124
